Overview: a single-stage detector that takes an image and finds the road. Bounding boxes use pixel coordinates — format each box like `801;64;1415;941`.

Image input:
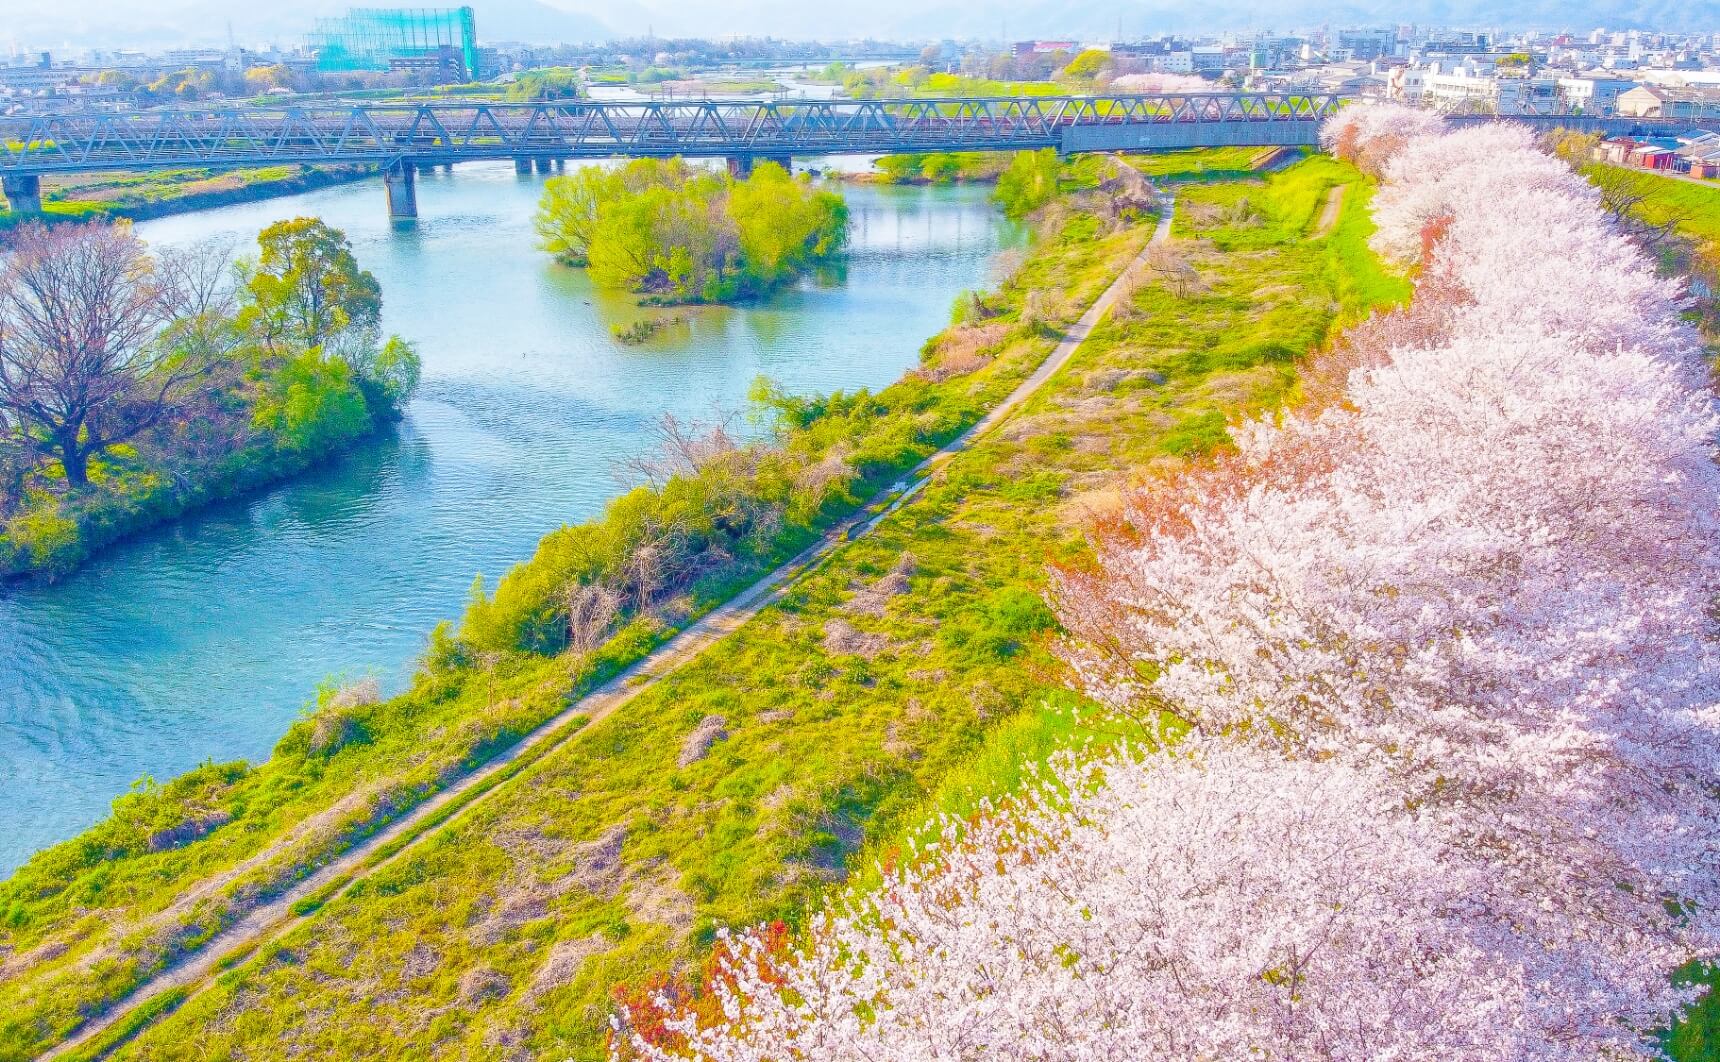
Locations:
47;187;1177;1062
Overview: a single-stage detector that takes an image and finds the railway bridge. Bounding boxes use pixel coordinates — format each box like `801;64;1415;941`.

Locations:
0;95;1700;221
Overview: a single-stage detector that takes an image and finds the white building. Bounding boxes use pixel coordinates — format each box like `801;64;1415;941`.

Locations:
1556;75;1639;113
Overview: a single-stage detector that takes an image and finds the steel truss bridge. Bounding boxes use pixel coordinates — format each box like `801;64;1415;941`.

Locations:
1;94;1340;219
0;95;1699;220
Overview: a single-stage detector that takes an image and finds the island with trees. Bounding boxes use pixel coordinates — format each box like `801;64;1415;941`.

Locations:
0;217;421;579
533;159;849;304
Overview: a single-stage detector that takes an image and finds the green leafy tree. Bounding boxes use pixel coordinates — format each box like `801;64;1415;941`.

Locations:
238;218;418;415
536;166;627;265
729;162;848;288
249;351;370;453
239;218;381;358
995;149;1062;218
538;159;847;304
507;67;583;101
1060;48;1113;81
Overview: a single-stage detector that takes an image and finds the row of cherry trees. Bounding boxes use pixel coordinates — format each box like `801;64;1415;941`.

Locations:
614;110;1720;1060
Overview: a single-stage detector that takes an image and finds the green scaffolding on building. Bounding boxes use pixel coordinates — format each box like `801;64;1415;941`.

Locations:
311;7;479;80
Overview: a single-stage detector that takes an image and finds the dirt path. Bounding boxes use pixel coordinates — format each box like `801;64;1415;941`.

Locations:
1314;183;1348;237
48;191;1178;1062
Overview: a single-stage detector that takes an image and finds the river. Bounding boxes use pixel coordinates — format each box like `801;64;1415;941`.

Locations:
0;161;1021;874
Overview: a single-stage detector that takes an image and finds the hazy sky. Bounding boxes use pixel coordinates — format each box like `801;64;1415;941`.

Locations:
1;0;1713;53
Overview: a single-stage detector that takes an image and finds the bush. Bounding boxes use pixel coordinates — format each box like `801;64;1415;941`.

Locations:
535;159;848;304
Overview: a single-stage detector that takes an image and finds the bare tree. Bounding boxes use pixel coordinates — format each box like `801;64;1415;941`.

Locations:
154;237;243;373
155;237;239;320
1588;165;1686;249
617;410;742;487
0;221;202;488
565;580;623;656
1144;243;1204;298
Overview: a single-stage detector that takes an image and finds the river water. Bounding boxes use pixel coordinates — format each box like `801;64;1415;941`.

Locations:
0;161;1020;874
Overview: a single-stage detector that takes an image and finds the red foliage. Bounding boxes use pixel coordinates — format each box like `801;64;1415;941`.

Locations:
610;920;796;1057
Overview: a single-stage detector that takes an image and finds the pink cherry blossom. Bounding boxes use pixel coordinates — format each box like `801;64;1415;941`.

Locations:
614;113;1720;1061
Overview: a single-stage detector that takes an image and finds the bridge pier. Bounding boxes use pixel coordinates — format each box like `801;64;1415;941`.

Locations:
514;158;532;176
2;174;42;216
726;156;792;179
384;161;417;223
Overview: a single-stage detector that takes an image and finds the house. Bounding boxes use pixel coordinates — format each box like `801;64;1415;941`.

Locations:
1633;145;1676;168
1617;83;1720;118
1673;132;1720;176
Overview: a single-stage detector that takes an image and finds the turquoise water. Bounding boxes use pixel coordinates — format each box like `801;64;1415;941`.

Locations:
0;161;1020;874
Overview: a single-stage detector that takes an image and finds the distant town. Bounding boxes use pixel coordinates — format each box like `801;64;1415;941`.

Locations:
3;9;1718;203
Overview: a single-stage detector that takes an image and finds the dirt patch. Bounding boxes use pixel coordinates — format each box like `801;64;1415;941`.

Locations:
568;825;628;897
491;825;574;863
526;934;607;1003
471;825;630;945
399;942;442;982
625;860;696;939
145;806;235;852
0;935;71;984
883;722;919;760
1060;486;1130;529
843;552;917;617
822;618;889;659
458;966;512;1006
755;708;795;724
677;716;729;767
1313;183;1348;237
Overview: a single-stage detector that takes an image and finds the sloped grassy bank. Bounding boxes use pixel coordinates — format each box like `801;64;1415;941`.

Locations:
0;149;1154;1061
0;166;375;233
9;151;1403;1060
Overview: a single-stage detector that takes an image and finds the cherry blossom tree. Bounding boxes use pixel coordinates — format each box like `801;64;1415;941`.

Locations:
613;113;1720;1061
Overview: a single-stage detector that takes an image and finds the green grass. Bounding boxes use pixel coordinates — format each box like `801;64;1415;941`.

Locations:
82;157;1401;1061
0;165;365;228
0;164;1157;1062
1591;164;1720;246
1124;146;1278;183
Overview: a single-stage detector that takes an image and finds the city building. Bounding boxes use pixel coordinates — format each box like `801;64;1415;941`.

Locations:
1617;83;1720;118
310;7;480;82
1555;75;1639;113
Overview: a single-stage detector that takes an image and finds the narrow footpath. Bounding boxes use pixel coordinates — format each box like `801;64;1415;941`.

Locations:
1314;183;1348;238
48;192;1178;1062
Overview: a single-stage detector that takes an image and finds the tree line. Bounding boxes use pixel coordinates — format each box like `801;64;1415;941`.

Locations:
0;217;420;575
616;111;1720;1058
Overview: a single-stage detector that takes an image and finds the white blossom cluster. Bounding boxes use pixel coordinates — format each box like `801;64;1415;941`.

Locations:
616;110;1720;1061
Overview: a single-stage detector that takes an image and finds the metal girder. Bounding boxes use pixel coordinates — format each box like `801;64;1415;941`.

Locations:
21;93;1663;177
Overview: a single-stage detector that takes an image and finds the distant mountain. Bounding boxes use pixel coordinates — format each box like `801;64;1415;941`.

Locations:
607;0;1720;38
3;0;1715;54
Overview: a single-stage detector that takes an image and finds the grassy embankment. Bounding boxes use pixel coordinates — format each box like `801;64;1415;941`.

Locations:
860;145;1272;187
0;149;1155;1060
11;153;1401;1060
0;165;374;233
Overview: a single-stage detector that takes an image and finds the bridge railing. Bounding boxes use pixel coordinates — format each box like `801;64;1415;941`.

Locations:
0;93;1344;174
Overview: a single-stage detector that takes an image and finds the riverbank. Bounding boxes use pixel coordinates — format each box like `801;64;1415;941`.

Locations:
0;175;1012;886
0;410;397;582
0;153;1159;1060
0;150;1401;1061
0;164;376;234
0;218;419;582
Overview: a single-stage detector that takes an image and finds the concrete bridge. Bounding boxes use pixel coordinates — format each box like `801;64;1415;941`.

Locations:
0;96;1701;222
